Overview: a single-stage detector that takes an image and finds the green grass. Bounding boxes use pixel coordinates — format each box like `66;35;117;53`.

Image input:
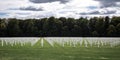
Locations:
0;38;120;60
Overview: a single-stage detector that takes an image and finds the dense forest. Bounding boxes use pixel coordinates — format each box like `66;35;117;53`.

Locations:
0;16;120;37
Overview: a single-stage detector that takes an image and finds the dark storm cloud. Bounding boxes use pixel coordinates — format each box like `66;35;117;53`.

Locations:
20;6;43;11
80;10;116;15
29;0;69;3
80;11;100;15
89;11;116;15
95;0;120;7
89;11;100;14
104;11;116;14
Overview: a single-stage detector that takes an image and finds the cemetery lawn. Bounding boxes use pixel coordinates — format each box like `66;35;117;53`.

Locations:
0;47;120;60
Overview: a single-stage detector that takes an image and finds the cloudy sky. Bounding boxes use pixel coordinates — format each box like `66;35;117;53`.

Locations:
0;0;120;19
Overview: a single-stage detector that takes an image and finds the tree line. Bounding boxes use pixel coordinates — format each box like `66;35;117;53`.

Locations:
0;16;120;37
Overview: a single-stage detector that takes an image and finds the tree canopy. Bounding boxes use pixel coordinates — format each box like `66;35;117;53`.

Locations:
0;16;120;37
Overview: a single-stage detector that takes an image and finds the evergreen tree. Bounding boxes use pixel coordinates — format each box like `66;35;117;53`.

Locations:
72;25;82;36
92;31;99;37
0;19;7;36
22;19;37;36
116;23;120;36
107;25;116;37
7;18;21;36
95;17;105;36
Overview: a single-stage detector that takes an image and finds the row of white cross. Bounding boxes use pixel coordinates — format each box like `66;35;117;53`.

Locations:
0;37;120;47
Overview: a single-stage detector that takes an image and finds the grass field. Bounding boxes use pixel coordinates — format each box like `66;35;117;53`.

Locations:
0;37;120;60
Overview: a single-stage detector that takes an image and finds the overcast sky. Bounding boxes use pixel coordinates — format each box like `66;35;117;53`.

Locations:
0;0;120;19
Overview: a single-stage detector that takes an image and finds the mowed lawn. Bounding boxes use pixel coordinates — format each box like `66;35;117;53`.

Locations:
0;47;120;60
